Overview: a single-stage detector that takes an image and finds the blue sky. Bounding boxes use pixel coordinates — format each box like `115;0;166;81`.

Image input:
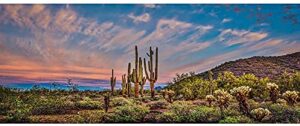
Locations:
0;4;300;87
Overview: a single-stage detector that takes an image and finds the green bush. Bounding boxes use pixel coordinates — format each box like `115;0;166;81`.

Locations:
223;108;242;117
111;97;132;107
6;98;32;122
267;103;299;123
250;108;271;122
157;112;178;123
75;100;102;110
168;101;194;122
190;106;221;122
146;100;169;110
32;97;75;115
110;104;149;122
219;115;253;123
29;114;84;123
78;110;105;123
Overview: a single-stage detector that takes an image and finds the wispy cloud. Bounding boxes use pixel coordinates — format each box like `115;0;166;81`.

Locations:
128;13;151;23
221;18;232;23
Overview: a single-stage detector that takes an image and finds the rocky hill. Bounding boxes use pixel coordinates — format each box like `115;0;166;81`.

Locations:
198;52;300;79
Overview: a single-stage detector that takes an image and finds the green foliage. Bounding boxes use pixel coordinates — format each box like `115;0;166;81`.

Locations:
29;115;85;123
230;86;251;115
32;96;75;115
110;104;149;122
267;83;280;103
205;95;216;106
146;100;169;110
214;89;232;110
78;110;105;123
189;106;221;122
111;97;132;107
219;115;253;123
6;98;32;122
267;103;299;123
157;112;178;123
167;101;194;122
75;100;102;110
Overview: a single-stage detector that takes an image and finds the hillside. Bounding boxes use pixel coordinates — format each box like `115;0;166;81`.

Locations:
198;52;300;79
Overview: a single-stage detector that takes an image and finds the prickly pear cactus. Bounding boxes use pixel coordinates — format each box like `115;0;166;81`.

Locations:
250;108;271;122
282;91;299;106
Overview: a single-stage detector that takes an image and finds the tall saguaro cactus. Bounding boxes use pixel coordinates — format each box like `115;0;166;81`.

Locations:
144;46;158;98
121;74;127;96
110;69;116;95
127;63;132;97
131;46;145;98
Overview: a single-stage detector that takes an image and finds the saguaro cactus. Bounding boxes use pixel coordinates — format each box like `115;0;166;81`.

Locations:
127;63;132;97
104;94;110;113
110;69;116;96
131;46;145;98
121;74;127;96
144;46;158;98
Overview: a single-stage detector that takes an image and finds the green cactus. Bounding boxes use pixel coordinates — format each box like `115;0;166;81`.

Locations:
121;74;127;96
144;46;158;98
266;83;279;103
214;89;232;118
282;90;299;106
130;45;145;98
110;69;116;96
104;93;110;113
230;86;251;116
250;108;271;122
208;70;214;95
127;63;132;97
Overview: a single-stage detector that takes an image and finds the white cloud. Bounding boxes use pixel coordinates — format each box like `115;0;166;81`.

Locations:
144;4;157;8
218;29;268;46
221;18;232;23
128;13;151;23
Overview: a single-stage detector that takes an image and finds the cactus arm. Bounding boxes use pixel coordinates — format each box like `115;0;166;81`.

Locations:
144;58;150;80
155;47;158;81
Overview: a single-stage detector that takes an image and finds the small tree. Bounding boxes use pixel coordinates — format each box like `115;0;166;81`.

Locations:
266;83;280;103
282;91;299;106
231;86;251;116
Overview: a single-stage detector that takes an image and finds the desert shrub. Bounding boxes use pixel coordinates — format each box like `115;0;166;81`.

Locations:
75;100;103;110
190;106;221;122
250;108;271;122
168;101;194;122
29;115;84;123
143;112;161;123
6;98;32;122
282;91;299;106
110;104;149;122
146;100;169;110
166;90;175;103
267;103;298;123
267;83;280;103
205;95;216;106
219;115;253;123
111;97;132;107
223;108;242;117
157;112;178;123
32;96;75;115
230;86;251;115
78;110;105;123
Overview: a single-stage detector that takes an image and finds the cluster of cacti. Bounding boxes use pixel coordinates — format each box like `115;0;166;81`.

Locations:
266;83;279;103
282;90;299;106
213;89;232;117
276;98;287;105
127;63;132;97
230;86;251;115
166;90;175;103
110;69;116;96
104;93;110;113
250;108;271;122
208;70;214;95
144;47;158;98
205;95;216;106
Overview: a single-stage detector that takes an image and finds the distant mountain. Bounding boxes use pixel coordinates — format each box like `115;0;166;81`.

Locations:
198;52;300;79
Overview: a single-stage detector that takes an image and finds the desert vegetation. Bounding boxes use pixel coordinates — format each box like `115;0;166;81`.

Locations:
0;46;299;123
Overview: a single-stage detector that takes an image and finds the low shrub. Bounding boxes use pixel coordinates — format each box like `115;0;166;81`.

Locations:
168;101;194;122
111;97;132;107
282;91;299;106
250;108;271;122
190;106;221;123
110;104;150;122
78;110;105;123
75;100;102;110
267;103;298;123
146;100;169;110
157;112;178;123
29;115;84;123
219;115;253;123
